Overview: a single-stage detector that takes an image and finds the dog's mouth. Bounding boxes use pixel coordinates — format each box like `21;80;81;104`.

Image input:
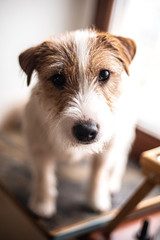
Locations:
75;138;98;145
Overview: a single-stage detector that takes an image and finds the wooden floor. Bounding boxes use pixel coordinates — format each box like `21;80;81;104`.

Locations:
0;129;159;234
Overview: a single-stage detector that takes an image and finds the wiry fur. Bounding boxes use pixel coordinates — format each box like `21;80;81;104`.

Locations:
19;29;137;217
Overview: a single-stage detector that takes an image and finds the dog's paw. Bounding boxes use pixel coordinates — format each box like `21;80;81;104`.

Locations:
87;193;111;212
29;198;56;218
109;177;121;194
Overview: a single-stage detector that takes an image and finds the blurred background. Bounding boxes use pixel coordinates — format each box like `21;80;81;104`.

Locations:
0;0;160;149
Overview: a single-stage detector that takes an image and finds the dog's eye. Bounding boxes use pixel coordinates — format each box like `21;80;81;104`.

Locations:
49;74;66;89
98;69;110;84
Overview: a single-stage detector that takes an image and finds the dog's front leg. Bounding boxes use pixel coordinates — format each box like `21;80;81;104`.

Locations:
87;152;111;212
29;154;57;218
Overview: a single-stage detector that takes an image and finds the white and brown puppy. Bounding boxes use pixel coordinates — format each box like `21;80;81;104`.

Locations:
19;29;136;218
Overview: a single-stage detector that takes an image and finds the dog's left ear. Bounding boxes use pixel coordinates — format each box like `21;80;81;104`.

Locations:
19;45;39;86
114;36;136;75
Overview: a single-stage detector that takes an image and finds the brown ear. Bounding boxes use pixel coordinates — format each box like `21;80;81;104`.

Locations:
97;32;136;75
19;46;39;86
116;36;136;63
115;36;136;75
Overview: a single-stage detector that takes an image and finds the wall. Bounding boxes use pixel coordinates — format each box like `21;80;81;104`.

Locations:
0;0;97;119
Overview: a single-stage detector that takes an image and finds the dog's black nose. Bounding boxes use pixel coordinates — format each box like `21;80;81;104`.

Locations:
73;121;98;143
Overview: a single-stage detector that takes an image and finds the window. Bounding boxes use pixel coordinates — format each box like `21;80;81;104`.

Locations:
109;0;160;137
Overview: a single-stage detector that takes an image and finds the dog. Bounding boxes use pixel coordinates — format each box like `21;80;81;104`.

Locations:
19;29;136;218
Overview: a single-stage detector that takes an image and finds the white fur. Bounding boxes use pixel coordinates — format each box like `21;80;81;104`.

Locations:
75;30;96;71
57;88;114;154
75;30;96;95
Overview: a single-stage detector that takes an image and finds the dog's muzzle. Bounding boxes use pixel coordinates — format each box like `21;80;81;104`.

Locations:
72;121;98;144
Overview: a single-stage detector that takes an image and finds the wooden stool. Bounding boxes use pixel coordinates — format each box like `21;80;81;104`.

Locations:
87;147;160;239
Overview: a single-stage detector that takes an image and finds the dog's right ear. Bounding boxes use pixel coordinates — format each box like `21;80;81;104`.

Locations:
19;46;39;86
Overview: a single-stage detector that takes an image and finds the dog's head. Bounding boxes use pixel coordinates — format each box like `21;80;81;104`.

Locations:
19;29;136;153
